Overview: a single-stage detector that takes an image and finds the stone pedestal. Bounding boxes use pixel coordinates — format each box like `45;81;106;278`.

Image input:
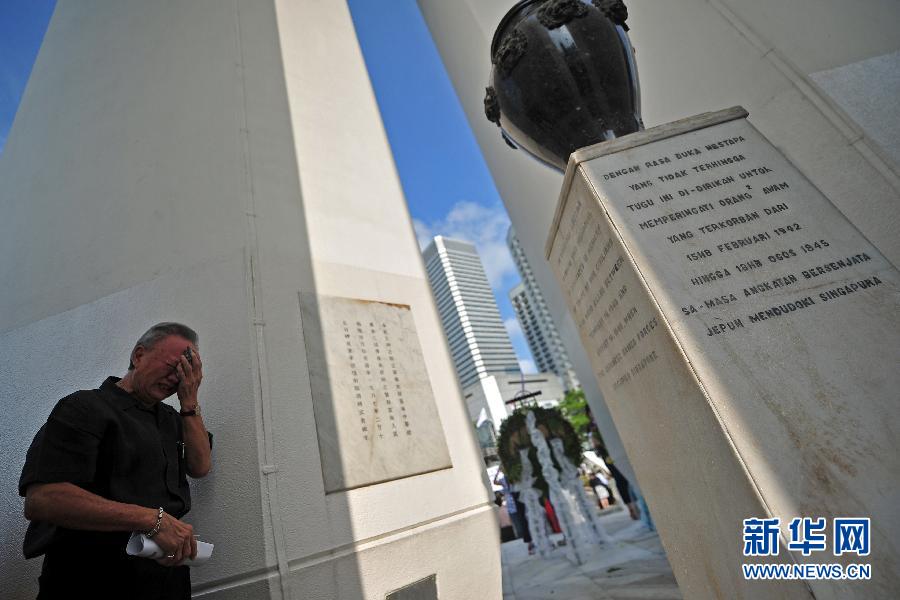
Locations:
545;107;899;598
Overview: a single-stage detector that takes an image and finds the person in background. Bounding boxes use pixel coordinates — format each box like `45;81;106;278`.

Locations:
589;468;612;509
494;468;534;555
585;406;641;521
590;432;641;520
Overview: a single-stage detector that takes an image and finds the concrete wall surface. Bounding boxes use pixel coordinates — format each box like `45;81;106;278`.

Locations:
489;371;566;411
462;371;565;431
0;1;500;598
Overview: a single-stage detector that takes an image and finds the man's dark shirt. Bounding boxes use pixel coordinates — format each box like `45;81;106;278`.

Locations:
19;377;198;599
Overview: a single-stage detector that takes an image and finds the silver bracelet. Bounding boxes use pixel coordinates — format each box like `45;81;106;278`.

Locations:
145;506;164;538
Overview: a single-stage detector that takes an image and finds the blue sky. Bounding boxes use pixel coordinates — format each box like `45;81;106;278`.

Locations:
0;0;55;151
0;0;537;373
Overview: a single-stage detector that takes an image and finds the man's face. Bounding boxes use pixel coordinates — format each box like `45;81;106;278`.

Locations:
130;335;196;404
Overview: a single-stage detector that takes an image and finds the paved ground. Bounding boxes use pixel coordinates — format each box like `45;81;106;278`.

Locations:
501;507;682;600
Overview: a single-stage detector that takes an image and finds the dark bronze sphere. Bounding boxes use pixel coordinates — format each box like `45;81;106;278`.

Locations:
485;0;642;171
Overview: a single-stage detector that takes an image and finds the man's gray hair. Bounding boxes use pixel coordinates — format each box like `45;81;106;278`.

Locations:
128;322;199;370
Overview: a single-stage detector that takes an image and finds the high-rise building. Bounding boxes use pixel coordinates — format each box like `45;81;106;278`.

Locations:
507;227;580;391
510;283;559;378
423;236;521;389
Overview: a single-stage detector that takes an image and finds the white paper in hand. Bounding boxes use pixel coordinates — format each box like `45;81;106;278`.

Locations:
126;532;214;566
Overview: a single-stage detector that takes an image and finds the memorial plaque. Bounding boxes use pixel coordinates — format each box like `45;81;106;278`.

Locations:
301;294;452;493
545;107;900;595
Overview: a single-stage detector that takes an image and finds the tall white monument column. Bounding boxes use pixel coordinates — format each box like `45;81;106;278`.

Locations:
0;1;500;599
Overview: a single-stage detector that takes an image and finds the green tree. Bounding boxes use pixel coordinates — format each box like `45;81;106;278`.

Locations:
558;388;590;439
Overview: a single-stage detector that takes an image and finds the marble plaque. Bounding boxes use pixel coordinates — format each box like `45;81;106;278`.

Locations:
300;294;452;493
545;108;900;597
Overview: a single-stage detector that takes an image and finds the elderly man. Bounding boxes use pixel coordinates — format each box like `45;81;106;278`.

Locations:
19;322;212;599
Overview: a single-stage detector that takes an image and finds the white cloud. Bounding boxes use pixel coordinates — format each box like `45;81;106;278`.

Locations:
503;317;522;340
518;358;537;374
413;218;434;250
415;200;518;291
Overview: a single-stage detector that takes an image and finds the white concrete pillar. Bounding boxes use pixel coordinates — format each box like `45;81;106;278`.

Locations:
0;1;500;598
